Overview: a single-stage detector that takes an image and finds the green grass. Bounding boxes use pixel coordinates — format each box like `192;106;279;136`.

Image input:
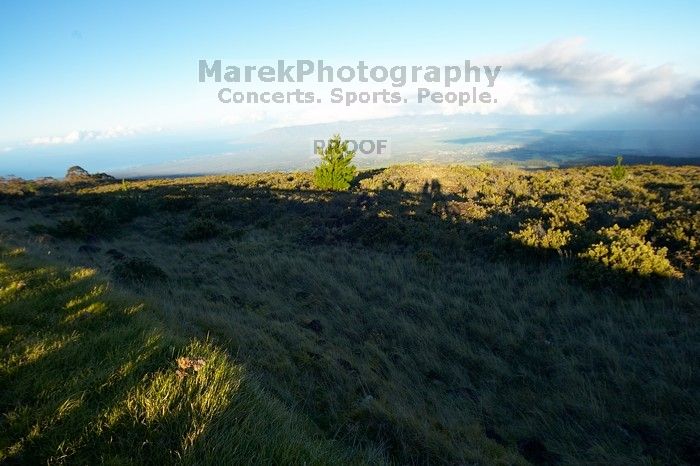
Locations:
0;248;380;464
1;163;699;464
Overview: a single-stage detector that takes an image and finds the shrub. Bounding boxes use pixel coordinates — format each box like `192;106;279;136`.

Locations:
48;219;87;239
113;257;167;285
110;195;151;222
27;224;49;235
510;199;587;251
313;134;356;191
415;249;438;266
660;218;699;251
441;200;489;221
611;156;626;181
79;207;117;235
579;222;682;278
160;195;198;212
183;218;223;241
542;198;588;228
0;178;38;197
511;220;572;250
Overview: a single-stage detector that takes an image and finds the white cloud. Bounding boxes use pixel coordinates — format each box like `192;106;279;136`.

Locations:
220;110;269;126
1;147;13;153
30;130;85;145
502;38;698;109
207;39;700;128
27;126;161;146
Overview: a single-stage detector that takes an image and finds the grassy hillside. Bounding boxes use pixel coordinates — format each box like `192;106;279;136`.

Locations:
1;163;698;464
0;248;380;464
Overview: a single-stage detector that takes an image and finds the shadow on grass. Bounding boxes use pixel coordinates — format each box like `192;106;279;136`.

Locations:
0;249;378;465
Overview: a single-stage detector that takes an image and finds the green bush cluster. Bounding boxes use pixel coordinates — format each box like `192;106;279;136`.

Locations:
579;222;682;278
183;217;224;241
113;257;167;285
44;219;86;239
79;206;118;235
110;194;152;222
511;220;572;250
441;200;489;221
511;198;588;250
26;195;149;240
12;161;699;279
0;180;35;197
542;198;589;228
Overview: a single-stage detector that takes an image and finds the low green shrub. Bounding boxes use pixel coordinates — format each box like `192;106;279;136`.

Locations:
110;195;152;222
28;202;144;240
511;220;572;250
183;218;224;241
113;257;167;285
510;197;589;252
79;206;118;235
27;224;50;235
579;222;682;278
49;218;87;239
542;198;588;228
159;195;198;212
415;249;438;266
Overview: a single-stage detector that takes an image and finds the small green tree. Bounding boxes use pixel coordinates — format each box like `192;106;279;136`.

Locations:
313;134;356;191
611;156;626;181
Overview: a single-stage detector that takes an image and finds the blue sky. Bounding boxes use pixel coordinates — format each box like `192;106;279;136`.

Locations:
1;1;699;175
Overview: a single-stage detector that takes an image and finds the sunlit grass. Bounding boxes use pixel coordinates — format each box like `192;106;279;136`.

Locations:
0;247;380;464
